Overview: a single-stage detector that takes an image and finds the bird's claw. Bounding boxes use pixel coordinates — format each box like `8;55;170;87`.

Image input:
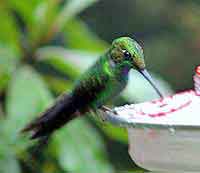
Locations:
101;106;118;115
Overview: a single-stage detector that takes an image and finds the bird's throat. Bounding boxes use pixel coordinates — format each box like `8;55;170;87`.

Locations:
122;66;130;76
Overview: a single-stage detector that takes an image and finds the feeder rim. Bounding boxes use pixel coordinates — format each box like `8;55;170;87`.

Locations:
104;111;200;131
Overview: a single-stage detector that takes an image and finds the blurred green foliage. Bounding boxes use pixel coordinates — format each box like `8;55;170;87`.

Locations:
0;0;198;172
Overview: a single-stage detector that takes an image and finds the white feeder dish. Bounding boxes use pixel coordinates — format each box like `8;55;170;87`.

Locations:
104;89;200;173
103;66;200;173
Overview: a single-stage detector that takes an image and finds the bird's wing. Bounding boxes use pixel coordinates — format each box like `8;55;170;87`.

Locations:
72;65;111;111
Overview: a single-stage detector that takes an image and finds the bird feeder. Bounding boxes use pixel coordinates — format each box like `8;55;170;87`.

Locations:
104;66;200;173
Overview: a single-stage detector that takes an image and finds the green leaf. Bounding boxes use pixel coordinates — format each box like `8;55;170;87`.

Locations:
97;122;128;143
43;75;73;94
0;44;19;74
0;5;21;52
51;118;114;173
53;0;98;32
41;55;80;79
30;0;98;47
0;124;21;173
36;46;99;95
0;74;10;92
29;0;60;48
5;65;53;151
7;0;43;27
0;44;19;92
65;19;108;52
0;149;20;173
34;0;59;27
37;46;98;76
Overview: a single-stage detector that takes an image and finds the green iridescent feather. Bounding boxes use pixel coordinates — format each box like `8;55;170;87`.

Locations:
73;52;129;109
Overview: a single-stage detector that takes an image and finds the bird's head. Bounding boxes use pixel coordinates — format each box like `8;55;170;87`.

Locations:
110;37;163;98
110;37;145;70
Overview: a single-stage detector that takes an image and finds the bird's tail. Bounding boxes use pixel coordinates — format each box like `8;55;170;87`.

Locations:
22;93;77;139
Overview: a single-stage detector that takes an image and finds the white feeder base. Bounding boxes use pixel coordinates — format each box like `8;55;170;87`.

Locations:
128;128;200;172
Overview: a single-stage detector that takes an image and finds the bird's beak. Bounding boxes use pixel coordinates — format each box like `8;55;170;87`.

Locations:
138;69;163;98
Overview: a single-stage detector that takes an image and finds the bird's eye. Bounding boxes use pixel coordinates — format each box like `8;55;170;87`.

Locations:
122;50;131;60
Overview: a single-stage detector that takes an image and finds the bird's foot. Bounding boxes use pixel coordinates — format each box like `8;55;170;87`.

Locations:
92;106;118;122
100;106;118;122
101;105;117;114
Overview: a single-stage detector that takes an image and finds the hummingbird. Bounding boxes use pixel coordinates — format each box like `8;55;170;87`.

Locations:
22;37;163;139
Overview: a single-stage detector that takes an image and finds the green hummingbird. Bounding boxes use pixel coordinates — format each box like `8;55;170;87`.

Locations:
23;37;162;139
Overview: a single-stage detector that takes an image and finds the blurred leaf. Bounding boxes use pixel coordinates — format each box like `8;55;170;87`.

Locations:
44;75;73;94
5;65;53;151
0;44;19;92
0;74;10;93
53;0;98;32
0;105;3;118
0;5;21;52
7;0;42;27
51;118;114;173
29;0;60;48
37;46;98;75
0;122;20;173
92;115;128;143
98;122;128;143
36;46;99;96
44;0;98;42
0;148;20;173
34;0;59;27
65;19;108;52
36;47;97;95
0;45;19;74
41;54;80;80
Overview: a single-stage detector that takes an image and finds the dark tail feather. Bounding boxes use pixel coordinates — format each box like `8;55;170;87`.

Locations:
22;93;77;139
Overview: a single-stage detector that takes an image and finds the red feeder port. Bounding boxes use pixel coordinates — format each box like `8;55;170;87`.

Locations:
195;65;200;76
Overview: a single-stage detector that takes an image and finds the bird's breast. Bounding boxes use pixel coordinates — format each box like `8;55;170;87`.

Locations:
92;74;128;108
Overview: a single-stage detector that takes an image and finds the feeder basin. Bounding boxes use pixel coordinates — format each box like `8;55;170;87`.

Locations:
104;90;200;172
